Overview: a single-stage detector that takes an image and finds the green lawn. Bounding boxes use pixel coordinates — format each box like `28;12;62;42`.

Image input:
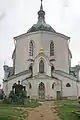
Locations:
0;105;20;120
0;99;41;120
56;100;80;120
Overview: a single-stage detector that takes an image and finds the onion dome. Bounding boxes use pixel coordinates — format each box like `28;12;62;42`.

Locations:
27;0;56;33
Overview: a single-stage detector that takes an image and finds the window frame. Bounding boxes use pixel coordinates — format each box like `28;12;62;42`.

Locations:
50;41;54;56
29;83;32;89
29;41;34;56
39;60;44;73
52;83;55;89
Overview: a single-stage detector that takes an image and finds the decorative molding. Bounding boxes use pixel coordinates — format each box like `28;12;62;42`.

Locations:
14;31;70;41
50;59;55;62
33;52;52;66
27;59;34;62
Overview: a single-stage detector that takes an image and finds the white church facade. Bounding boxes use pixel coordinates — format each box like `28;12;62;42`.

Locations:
3;1;80;100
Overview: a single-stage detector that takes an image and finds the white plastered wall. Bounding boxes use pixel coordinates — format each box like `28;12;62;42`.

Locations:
53;72;78;99
14;31;69;74
3;73;31;96
22;77;61;99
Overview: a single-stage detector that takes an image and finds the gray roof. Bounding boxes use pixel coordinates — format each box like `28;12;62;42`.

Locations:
14;1;70;40
27;1;56;33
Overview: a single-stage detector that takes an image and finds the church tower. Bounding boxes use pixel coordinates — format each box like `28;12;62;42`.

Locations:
3;1;80;100
12;0;70;76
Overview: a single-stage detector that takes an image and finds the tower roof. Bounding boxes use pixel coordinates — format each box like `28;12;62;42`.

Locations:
27;0;56;33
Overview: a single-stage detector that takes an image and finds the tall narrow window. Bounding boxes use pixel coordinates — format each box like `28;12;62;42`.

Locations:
50;41;54;56
39;60;44;73
29;41;33;56
51;66;55;77
29;83;32;89
51;66;54;72
52;83;55;89
29;64;33;77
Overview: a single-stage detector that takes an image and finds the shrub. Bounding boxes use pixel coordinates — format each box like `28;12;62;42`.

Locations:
0;90;5;100
3;81;27;105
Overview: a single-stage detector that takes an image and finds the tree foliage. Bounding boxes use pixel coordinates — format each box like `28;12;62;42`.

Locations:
0;90;5;100
3;81;27;105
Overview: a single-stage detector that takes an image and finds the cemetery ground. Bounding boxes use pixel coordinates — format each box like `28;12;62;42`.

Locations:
0;99;80;120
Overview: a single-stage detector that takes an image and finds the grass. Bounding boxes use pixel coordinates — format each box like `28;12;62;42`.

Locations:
0;105;20;120
56;100;80;120
0;99;41;120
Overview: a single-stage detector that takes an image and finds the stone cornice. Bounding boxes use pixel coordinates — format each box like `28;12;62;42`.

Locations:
14;31;70;41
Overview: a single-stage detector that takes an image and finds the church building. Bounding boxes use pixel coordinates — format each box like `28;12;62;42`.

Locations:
3;0;80;100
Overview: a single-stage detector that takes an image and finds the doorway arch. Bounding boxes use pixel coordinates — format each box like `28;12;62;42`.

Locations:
38;82;45;99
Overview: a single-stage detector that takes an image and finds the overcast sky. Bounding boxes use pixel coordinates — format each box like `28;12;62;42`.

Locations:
0;0;80;85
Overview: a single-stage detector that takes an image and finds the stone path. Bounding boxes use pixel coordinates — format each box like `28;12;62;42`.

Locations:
27;101;59;120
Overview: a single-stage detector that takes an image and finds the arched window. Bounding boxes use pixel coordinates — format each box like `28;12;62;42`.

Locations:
52;83;55;89
50;41;54;56
29;41;33;56
51;65;55;77
29;83;32;89
66;83;71;87
39;60;44;73
51;66;54;72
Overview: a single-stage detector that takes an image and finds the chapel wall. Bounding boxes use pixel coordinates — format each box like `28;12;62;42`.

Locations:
3;73;30;96
53;72;78;99
14;31;69;74
25;77;62;100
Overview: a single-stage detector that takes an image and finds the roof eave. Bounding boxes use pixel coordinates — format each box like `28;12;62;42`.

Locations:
57;32;70;40
14;30;70;41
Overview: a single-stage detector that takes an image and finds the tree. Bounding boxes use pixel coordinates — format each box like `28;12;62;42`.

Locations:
3;81;27;105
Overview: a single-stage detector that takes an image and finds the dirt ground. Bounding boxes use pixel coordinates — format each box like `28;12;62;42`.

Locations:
27;101;59;120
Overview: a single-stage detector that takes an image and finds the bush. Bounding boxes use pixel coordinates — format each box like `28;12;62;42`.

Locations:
3;91;27;105
3;96;11;104
0;90;5;100
3;82;27;105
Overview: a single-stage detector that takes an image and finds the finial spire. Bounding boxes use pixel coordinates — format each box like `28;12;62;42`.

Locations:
40;0;43;10
41;0;42;3
37;0;45;23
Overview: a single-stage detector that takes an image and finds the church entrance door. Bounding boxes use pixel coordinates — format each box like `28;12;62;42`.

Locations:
38;82;45;99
